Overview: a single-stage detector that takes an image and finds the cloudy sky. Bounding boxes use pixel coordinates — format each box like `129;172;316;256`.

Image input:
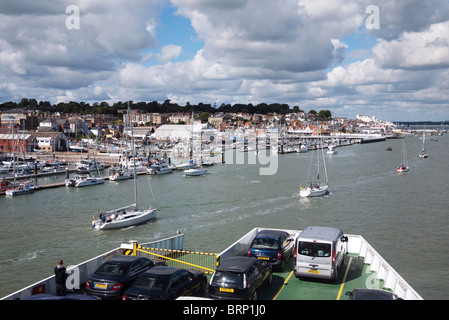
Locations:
1;0;449;121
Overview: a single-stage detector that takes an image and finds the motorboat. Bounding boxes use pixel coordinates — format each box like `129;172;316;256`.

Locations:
183;166;207;177
75;159;105;173
66;174;105;187
146;162;174;175
5;180;35;196
396;165;410;173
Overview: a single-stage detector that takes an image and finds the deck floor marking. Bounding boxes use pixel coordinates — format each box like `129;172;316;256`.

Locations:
336;256;353;300
273;271;294;300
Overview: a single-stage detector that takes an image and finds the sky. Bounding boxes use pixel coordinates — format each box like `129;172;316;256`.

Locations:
1;1;449;121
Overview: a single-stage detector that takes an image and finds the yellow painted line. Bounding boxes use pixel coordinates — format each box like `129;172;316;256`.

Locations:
273;271;294;300
336;256;353;300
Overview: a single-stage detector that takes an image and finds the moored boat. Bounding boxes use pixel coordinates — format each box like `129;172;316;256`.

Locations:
146;161;174;175
184;166;207;176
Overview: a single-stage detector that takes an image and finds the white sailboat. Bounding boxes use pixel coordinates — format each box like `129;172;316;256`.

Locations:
300;135;329;197
183;166;207;176
92;104;156;230
419;130;428;158
396;140;410;173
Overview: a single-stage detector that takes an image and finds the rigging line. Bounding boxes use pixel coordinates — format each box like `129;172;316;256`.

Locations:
146;174;156;204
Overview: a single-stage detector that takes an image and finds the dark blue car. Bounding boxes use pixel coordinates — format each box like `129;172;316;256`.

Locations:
248;230;294;272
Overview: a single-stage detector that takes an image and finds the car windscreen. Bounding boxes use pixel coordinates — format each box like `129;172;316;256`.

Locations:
131;276;169;292
250;238;279;250
95;263;129;276
211;271;243;288
297;241;331;257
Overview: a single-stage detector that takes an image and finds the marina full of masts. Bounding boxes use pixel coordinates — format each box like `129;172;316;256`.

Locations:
1;110;447;191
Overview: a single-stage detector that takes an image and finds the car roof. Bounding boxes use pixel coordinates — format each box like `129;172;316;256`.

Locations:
140;266;184;277
255;229;286;239
298;226;342;242
105;255;147;264
217;256;257;273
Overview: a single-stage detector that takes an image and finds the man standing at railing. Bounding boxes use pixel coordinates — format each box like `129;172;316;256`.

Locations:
54;259;67;296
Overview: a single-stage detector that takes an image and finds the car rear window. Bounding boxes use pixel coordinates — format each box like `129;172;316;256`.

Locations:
297;241;331;257
211;271;243;288
96;263;129;276
250;238;279;250
132;276;169;292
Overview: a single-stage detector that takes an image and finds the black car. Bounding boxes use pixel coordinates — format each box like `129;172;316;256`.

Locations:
345;289;403;300
122;267;208;300
209;256;272;300
248;229;294;272
86;256;166;300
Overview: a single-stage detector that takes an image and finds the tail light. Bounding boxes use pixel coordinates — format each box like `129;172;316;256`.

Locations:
111;283;123;291
243;274;247;289
248;249;251;257
293;246;296;259
277;251;282;260
86;281;91;289
332;250;336;264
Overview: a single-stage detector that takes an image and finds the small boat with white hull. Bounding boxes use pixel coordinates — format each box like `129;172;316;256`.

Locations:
147;161;174;175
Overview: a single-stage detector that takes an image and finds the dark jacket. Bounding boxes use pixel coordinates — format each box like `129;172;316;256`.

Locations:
54;266;67;285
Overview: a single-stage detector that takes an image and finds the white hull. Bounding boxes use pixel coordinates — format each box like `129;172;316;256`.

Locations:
67;175;105;187
184;167;207;176
93;208;157;230
396;165;410;173
300;185;329;197
147;164;174;175
109;171;133;181
176;161;196;170
5;184;35;196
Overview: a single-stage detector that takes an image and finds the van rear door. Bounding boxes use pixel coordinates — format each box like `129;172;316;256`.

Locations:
296;240;333;278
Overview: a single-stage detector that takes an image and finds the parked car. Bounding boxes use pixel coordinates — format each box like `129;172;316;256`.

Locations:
209;256;272;300
248;229;294;272
345;289;402;300
122;267;208;300
85;256;166;300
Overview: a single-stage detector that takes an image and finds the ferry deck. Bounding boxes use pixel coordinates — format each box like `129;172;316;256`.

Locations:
1;227;422;300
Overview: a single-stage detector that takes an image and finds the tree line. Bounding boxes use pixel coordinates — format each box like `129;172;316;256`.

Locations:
0;98;332;120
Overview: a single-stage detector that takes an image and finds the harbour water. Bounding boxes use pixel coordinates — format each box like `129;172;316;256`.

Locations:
1;134;448;299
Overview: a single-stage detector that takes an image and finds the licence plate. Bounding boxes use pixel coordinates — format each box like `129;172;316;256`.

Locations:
257;256;269;260
307;270;320;274
94;283;108;289
219;287;234;293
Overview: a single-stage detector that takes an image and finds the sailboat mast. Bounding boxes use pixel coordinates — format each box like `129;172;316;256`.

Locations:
129;103;138;210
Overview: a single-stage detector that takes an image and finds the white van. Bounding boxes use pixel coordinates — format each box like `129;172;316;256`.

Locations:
293;226;348;281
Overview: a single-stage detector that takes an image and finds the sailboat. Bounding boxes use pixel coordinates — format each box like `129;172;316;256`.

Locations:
418;129;428;158
300;134;329;197
92;104;157;230
396;139;410;173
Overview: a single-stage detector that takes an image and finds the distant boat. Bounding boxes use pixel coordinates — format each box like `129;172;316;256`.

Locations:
108;167;133;181
147;161;174;175
66;174;105;187
300;133;329;197
5;180;35;196
418;130;428;158
184;166;207;177
92;104;157;230
396;140;410;173
327;145;337;154
75;159;105;173
176;159;196;170
386;147;393;151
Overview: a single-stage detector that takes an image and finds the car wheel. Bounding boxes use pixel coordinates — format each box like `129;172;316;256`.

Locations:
279;259;285;272
267;273;273;286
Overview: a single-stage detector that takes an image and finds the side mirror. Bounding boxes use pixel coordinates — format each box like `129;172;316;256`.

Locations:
341;236;348;242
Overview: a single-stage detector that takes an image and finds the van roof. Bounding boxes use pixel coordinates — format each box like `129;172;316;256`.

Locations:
298;226;343;242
